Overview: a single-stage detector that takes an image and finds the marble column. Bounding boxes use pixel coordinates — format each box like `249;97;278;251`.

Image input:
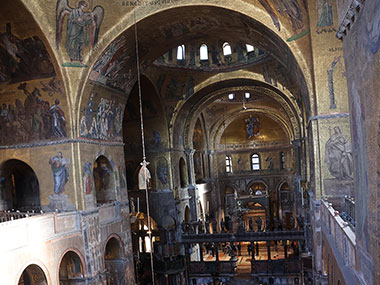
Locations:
184;148;196;188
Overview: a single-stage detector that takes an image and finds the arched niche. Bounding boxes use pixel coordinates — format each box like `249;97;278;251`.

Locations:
278;181;292;223
93;155;116;204
105;237;123;260
104;236;125;284
224;186;235;195
243;202;267;232
0;159;40;211
179;157;188;188
247;181;268;196
184;205;191;223
59;251;85;284
18;264;48;285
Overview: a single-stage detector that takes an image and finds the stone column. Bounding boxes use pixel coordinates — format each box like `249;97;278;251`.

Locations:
267;241;271;261
184;148;196;188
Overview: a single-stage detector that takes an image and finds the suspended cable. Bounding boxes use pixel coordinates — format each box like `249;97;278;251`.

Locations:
134;10;155;285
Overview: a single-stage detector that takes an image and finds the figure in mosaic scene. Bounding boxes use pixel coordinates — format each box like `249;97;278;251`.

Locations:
49;152;70;194
83;162;93;195
0;23;55;83
94;157;111;192
325;126;353;180
49;99;67;137
56;0;104;66
157;159;169;186
245;115;260;139
316;0;333;28
258;0;308;41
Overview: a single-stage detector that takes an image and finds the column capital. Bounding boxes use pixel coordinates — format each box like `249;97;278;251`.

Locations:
184;148;195;156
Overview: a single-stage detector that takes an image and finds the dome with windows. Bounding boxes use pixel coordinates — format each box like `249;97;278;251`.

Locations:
153;39;267;71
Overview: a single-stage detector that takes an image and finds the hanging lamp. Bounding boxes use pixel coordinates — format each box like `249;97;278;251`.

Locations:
134;11;155;285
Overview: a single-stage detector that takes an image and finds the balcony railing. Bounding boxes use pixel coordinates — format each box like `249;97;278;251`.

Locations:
188;261;236;276
252;259;301;274
321;199;356;270
0;210;39;223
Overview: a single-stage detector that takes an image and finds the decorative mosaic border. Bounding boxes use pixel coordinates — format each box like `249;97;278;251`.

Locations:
0;138;125;150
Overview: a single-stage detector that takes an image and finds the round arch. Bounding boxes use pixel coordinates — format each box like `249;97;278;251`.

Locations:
224;183;238;196
104;234;125;259
76;3;312;142
175;80;301;151
17;261;51;285
0;159;40;211
58;248;86;283
246;180;269;194
212;108;294;150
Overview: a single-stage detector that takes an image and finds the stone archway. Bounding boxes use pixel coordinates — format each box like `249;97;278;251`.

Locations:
18;264;48;285
0;159;40;212
104;236;125;285
58;250;85;284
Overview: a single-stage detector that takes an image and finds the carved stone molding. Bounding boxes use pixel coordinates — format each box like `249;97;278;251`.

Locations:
336;0;365;40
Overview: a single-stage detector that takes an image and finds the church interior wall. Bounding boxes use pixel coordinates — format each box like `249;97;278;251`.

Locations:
1;0;377;283
339;0;380;283
0;145;76;211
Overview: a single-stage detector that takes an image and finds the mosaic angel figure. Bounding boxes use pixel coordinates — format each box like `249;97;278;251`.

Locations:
56;0;104;64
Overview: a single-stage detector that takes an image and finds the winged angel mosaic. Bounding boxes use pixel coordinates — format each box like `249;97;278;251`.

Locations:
56;0;104;67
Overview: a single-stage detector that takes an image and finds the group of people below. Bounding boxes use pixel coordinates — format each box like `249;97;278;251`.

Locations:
0;84;66;145
203;240;300;260
182;215;302;235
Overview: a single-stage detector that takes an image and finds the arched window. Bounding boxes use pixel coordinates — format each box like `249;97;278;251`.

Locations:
226;155;232;173
246;44;254;53
251;153;260;170
200;44;208;60
223;42;232;56
177;44;185;60
280;151;285;170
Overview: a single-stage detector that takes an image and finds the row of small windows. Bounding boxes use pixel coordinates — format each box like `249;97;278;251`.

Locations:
226;152;285;173
227;92;251;100
176;43;255;60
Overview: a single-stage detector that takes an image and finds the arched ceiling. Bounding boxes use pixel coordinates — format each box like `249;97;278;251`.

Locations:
80;4;310;148
218;111;290;145
88;5;309;104
174;78;300;149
